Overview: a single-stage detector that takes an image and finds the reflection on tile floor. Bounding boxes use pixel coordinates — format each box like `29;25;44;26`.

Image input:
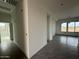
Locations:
60;36;78;48
0;41;27;59
31;36;79;59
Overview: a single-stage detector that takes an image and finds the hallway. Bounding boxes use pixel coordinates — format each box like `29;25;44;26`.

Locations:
31;36;79;59
0;41;27;59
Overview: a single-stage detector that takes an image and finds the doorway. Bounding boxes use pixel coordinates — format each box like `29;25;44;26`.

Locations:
0;22;12;43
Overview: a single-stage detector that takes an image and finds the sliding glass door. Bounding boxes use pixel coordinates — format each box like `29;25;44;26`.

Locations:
68;22;75;32
61;21;79;33
0;22;11;43
75;22;79;32
61;23;67;32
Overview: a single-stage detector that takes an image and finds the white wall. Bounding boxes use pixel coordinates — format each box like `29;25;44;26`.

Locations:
12;0;56;58
28;0;47;58
22;0;29;57
12;0;27;56
11;0;57;58
47;16;56;40
0;1;13;21
0;11;10;21
52;18;56;39
27;0;79;58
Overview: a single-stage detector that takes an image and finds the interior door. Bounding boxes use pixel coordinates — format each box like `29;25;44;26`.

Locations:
0;22;11;43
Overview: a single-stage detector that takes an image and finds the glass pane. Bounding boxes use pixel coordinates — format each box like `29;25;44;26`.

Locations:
75;22;79;32
61;23;67;32
68;22;74;32
0;23;10;42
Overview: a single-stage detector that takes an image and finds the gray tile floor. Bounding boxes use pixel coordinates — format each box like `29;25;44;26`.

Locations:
0;42;27;59
31;36;79;59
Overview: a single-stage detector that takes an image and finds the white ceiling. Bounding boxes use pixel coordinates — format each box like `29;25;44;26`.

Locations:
40;0;79;19
17;0;79;19
42;0;79;11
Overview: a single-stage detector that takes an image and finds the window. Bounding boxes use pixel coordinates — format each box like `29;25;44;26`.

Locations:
61;23;67;32
0;23;10;42
75;22;79;32
68;22;75;32
61;21;79;33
